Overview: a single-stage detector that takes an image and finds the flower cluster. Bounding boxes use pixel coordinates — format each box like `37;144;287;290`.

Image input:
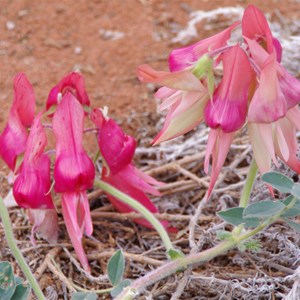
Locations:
137;5;300;197
0;72;171;271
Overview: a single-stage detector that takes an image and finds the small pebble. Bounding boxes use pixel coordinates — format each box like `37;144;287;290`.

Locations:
6;21;15;30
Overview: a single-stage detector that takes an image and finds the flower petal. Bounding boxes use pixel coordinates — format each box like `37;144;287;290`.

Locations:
46;72;90;110
53;93;95;192
137;64;205;91
152;92;209;145
204;45;253;132
62;193;90;272
169;22;239;72
28;209;58;244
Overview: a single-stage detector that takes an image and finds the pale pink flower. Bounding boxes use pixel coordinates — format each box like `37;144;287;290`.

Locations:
137;64;209;145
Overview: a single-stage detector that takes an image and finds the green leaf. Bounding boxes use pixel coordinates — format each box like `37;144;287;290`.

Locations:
281;196;300;217
218;207;259;228
218;207;244;226
291;183;300;199
11;282;31;300
110;279;131;298
167;249;185;260
0;262;16;299
216;230;232;241
284;219;300;233
261;172;294;193
71;292;98;300
243;200;285;219
107;249;125;286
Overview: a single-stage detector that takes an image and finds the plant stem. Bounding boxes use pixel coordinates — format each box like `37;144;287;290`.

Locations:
239;159;258;208
115;196;297;300
94;180;174;252
0;198;45;300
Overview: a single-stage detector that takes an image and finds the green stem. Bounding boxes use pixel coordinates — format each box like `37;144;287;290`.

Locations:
239;159;258;208
0;198;45;300
94;180;174;252
115;196;298;300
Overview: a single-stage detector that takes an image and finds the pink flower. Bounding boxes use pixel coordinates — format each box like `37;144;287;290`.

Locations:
249;106;300;176
203;45;253;196
204;45;253;132
13;113;57;243
242;4;282;61
168;22;239;72
53;93;95;272
0;73;35;170
137;64;209;145
246;38;300;122
91;108;175;231
46;72;90;112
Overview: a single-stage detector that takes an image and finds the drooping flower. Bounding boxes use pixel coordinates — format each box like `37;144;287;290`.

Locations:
0;73;35;170
46;72;90;112
137;64;209;145
204;45;253;132
246;38;300;120
245;41;300;175
53;93;95;272
13;113;57;243
91;108;174;230
242;4;282;61
204;45;253;196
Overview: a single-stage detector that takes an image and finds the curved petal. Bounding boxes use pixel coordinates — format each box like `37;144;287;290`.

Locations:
204;129;234;197
204;45;253;132
248;123;271;174
62;193;90;272
242;5;274;54
53;93;95;192
152;92;209;145
46;72;90;110
0;112;28;170
28;209;58;244
248;53;287;123
12;73;35;127
169;22;239;72
137;64;205;91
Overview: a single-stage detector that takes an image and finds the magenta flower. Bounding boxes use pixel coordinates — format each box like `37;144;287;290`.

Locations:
91;108;174;231
137;64;209;145
13;113;57;243
0;73;35;170
204;45;253;133
203;45;253;196
46;72;90;111
53;93;95;272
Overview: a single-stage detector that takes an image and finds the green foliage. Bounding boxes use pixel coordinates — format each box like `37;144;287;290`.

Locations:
110;279;132;298
0;262;30;300
71;292;98;300
108;249;125;286
261;172;294;193
284;219;300;233
216;230;233;241
281;195;300;217
167;249;185;260
243;200;285;219
217;207;259;228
